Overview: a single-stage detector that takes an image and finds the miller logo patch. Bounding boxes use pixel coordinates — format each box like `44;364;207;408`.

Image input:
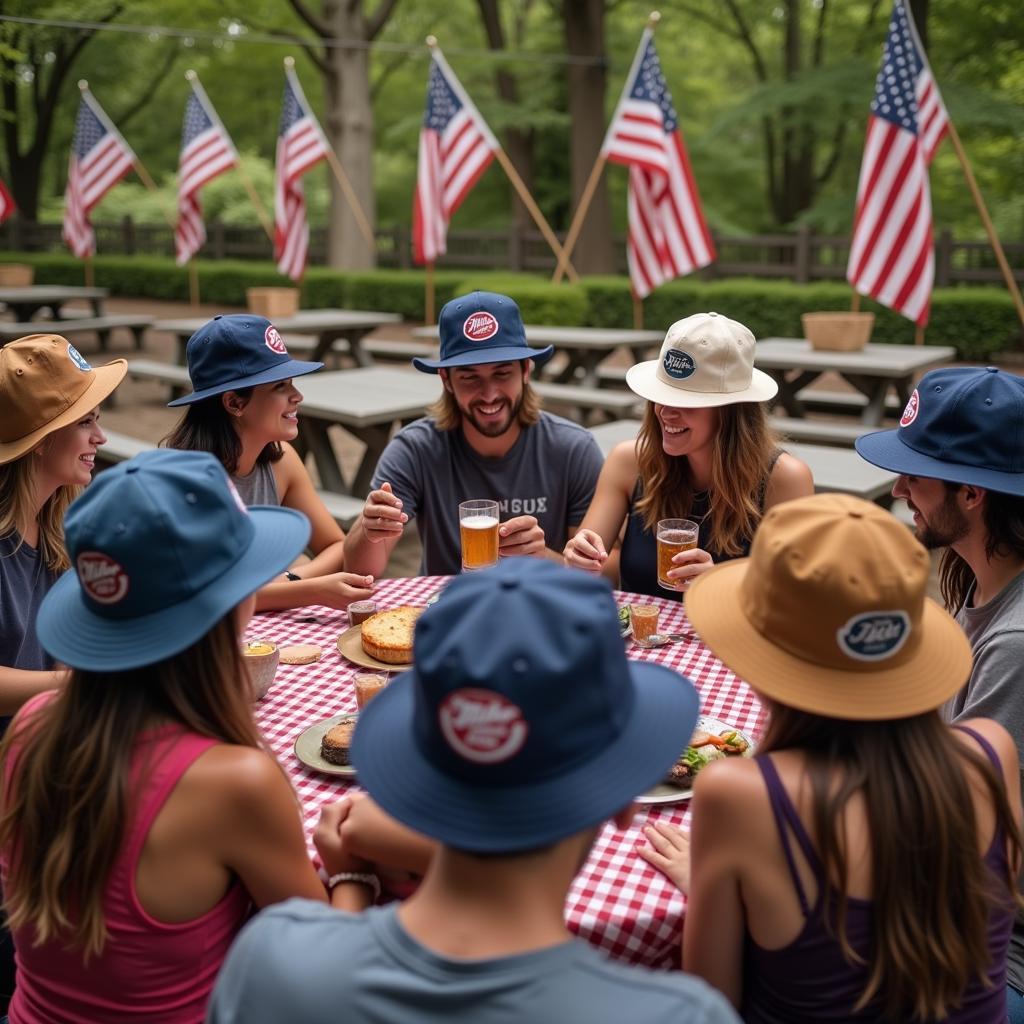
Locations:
836;611;911;661
67;344;91;372
438;688;528;764
900;389;920;428
662;348;696;380
77;551;130;605
463;312;499;342
264;325;287;355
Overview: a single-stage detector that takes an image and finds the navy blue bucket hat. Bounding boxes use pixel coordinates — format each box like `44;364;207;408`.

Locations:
856;367;1024;496
168;314;323;406
36;449;310;671
351;559;699;853
412;291;554;373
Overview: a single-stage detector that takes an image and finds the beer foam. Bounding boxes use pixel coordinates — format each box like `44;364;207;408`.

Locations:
461;515;498;530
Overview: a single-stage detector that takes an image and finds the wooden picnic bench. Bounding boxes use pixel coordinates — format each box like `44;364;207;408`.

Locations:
0;315;152;351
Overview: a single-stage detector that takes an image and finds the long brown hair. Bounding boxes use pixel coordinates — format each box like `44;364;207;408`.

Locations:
0;452;77;572
760;705;1021;1020
429;363;542;432
635;401;777;557
162;391;283;475
0;612;263;959
939;486;1024;610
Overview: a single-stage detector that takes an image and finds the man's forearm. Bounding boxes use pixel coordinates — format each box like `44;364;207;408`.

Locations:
343;517;393;578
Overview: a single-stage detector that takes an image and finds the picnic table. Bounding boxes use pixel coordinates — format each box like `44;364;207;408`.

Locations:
755;338;957;427
0;285;108;321
248;574;760;968
412;324;664;388
157;309;403;365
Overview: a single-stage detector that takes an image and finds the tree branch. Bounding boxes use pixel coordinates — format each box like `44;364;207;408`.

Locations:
671;3;743;44
277;31;330;75
366;0;400;42
721;0;769;81
113;45;179;131
812;0;828;68
285;0;330;39
370;50;406;100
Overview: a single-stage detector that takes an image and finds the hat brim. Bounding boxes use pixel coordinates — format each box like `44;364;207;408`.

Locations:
167;359;324;407
36;506;310;672
855;430;1024;497
412;345;554;374
0;359;128;465
626;360;778;408
351;660;700;853
685;559;972;721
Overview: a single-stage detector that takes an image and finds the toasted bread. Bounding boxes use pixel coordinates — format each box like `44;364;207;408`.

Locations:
360;606;421;664
321;717;356;766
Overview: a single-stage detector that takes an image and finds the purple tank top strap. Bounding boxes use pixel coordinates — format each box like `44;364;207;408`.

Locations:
756;755;823;918
952;724;1004;775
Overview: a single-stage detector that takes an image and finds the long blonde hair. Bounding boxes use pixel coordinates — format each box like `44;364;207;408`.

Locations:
429;363;542;432
0;612;263;959
0;451;77;572
635;401;777;557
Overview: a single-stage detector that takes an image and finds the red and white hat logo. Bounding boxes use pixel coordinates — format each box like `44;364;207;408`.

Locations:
463;312;499;342
438;688;528;764
900;389;920;428
77;551;130;605
264;325;287;355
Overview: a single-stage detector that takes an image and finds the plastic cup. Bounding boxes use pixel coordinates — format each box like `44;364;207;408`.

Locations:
657;519;699;591
354;671;389;710
459;499;499;571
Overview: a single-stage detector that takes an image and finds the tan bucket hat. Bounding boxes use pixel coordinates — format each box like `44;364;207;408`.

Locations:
626;311;778;408
686;493;971;720
0;335;127;465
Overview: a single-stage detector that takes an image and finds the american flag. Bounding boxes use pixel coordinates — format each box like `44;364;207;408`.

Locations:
275;66;330;281
62;90;135;259
0;178;14;225
602;30;715;299
175;80;237;266
846;1;949;326
413;49;498;265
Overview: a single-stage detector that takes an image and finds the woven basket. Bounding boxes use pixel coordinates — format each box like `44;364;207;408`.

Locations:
0;264;33;287
246;287;299;319
801;312;875;351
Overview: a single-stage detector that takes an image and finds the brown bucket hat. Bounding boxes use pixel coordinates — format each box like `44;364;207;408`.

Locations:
0;335;127;465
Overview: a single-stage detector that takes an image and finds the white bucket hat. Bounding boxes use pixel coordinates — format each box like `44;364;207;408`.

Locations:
626;311;778;409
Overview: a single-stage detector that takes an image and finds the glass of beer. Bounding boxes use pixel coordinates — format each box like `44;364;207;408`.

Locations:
631;604;660;642
657;518;699;591
354;671;389;710
459;499;500;572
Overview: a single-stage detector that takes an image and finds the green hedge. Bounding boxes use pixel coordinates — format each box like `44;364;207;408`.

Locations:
2;252;1018;360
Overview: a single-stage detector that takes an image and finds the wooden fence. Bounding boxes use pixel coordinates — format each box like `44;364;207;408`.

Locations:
2;217;1021;287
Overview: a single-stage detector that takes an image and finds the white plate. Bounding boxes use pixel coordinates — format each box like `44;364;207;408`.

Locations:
293;713;359;777
637;716;755;805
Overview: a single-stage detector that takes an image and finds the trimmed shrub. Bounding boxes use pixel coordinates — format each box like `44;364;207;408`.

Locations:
450;273;587;327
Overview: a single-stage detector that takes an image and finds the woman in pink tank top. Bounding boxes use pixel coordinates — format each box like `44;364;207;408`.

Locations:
638;495;1022;1022
0;450;328;1023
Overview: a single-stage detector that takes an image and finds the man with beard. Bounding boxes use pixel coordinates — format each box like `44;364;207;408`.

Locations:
856;365;1024;1020
344;292;604;577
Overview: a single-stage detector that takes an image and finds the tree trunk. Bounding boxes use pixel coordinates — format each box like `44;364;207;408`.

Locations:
563;0;614;275
910;0;930;53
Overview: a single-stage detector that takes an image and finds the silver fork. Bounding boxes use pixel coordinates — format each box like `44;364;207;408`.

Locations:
631;632;698;648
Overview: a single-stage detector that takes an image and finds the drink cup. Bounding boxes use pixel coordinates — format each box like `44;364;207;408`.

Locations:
657;518;699;591
354;671;389;710
242;640;279;701
459;499;500;572
348;600;378;626
631;604;660;642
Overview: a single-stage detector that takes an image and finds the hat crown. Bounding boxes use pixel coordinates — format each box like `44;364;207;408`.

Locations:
184;315;292;394
740;494;931;671
655;312;756;396
409;560;634;785
63;449;256;620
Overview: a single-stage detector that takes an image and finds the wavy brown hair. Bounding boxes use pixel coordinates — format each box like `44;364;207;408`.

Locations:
429;362;542;432
0;611;263;959
635;401;777;557
760;705;1021;1021
0;452;77;573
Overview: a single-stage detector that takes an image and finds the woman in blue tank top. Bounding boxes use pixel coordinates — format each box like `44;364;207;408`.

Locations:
563;313;812;598
639;494;1022;1023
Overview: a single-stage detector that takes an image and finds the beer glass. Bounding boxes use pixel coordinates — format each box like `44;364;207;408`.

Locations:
657;518;699;591
354;672;389;710
459;499;500;571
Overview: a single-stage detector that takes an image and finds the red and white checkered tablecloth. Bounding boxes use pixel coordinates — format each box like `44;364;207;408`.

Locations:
247;576;763;970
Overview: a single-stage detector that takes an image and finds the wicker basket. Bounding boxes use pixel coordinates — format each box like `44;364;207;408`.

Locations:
246;287;299;319
0;264;33;287
801;312;875;351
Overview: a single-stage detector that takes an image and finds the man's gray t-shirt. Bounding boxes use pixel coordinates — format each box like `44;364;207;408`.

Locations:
945;570;1024;993
207;901;740;1024
371;413;604;576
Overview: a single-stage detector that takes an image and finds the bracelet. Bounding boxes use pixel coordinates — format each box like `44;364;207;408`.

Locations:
326;871;380;901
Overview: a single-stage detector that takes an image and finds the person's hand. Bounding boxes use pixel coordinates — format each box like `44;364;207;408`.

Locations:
498;515;546;557
314;796;375;876
361;482;407;544
665;547;714;590
563;528;608;574
308;572;375;610
636;821;691;893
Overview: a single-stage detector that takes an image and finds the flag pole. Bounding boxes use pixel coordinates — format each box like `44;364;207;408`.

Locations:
632;294;643;329
552;10;661;285
425;261;435;325
84;256;94;288
188;261;200;307
284;57;375;249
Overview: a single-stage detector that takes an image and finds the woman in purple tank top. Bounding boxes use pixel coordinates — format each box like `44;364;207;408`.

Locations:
639;494;1022;1023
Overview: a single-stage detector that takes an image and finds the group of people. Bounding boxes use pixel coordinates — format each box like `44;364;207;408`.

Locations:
0;289;1022;1023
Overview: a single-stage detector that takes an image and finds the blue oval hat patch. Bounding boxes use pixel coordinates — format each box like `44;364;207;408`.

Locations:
836;611;910;661
67;344;92;372
662;348;696;380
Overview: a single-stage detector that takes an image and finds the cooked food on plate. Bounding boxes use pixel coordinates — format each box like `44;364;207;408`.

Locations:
665;723;750;787
360;606;422;664
320;716;356;766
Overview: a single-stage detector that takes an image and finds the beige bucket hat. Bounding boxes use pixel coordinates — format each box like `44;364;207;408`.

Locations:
626;311;778;408
686;493;971;721
0;335;127;465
